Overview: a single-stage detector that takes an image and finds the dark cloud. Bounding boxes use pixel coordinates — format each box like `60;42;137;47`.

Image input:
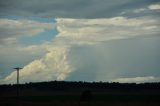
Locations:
0;0;159;18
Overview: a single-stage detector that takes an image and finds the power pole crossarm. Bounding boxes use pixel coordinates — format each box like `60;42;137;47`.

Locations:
14;67;23;97
14;67;22;85
14;67;23;85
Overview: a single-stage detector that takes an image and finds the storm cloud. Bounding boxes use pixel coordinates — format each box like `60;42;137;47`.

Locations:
3;16;160;83
0;0;160;84
0;0;159;18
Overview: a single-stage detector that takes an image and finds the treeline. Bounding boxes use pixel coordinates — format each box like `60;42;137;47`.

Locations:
0;81;160;92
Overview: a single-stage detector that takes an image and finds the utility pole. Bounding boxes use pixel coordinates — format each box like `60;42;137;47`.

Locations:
14;67;23;97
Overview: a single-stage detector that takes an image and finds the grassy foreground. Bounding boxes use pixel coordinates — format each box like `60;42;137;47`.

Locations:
0;81;160;106
0;94;160;106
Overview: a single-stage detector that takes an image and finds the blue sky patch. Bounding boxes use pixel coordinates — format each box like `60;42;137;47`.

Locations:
18;28;57;45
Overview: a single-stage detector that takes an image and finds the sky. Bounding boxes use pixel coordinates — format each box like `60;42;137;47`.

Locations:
0;0;160;84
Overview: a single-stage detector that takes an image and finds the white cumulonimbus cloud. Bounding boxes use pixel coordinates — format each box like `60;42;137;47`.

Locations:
3;16;160;84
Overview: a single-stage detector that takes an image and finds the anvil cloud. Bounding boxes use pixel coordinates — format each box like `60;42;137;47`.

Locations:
3;16;160;83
